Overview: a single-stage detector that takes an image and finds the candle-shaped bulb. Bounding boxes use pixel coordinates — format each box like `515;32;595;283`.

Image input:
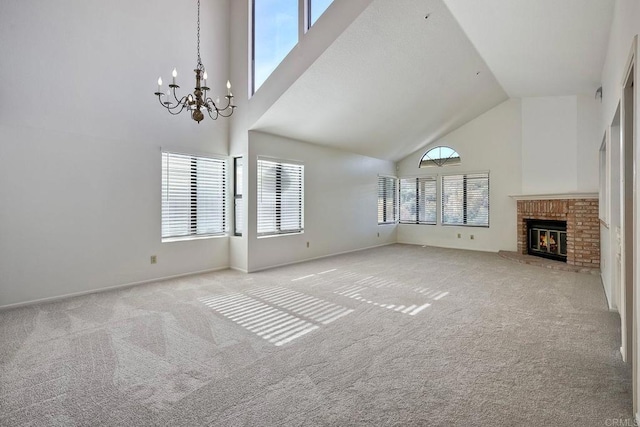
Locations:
157;77;162;93
203;71;208;80
172;68;177;85
166;89;171;103
226;80;231;95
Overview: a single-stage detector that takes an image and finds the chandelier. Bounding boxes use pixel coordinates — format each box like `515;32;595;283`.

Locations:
154;0;235;123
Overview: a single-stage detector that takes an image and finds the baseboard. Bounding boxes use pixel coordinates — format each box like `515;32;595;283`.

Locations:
397;241;499;253
229;266;248;273
0;266;229;311
247;242;396;273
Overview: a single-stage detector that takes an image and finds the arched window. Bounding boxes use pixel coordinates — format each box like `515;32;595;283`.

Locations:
419;146;461;168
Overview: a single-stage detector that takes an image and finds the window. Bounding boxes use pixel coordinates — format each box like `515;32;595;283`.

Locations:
162;152;226;240
309;0;334;28
257;158;304;236
252;0;299;93
234;157;243;236
399;177;437;224
419;146;461;168
377;176;397;224
252;0;335;94
441;173;489;227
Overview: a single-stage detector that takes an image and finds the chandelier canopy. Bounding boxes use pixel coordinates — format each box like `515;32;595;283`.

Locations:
154;0;235;123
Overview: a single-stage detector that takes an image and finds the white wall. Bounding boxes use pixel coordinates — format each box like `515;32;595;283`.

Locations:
577;95;604;192
228;0;250;272
396;99;522;252
246;131;396;272
521;96;578;194
598;0;640;415
0;0;231;307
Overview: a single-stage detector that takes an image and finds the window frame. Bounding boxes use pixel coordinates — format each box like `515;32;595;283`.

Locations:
257;157;305;238
377;175;398;225
419;146;461;168
233;157;243;236
440;172;490;228
399;175;438;225
161;151;228;242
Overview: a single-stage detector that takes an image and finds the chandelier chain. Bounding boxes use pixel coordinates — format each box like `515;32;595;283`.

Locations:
196;0;202;69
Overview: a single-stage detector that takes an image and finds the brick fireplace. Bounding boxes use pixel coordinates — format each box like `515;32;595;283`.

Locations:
516;198;599;268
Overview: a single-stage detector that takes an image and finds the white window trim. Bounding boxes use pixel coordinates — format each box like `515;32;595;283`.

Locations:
257;156;305;238
161;150;229;242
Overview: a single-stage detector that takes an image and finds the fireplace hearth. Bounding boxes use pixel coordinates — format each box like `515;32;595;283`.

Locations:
527;219;567;262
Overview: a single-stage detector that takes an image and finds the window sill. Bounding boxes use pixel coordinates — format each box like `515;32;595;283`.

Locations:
162;234;228;243
257;231;304;239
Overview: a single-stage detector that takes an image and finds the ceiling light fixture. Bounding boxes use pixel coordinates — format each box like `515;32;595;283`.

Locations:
154;0;235;123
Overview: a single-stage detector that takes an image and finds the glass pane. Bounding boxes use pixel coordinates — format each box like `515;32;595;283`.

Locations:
254;0;298;92
235;157;243;196
539;231;548;251
442;176;463;225
310;0;334;27
549;231;559;254
560;232;567;255
531;229;539;250
466;176;489;226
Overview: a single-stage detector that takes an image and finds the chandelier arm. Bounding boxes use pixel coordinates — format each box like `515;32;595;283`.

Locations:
206;96;233;111
171;86;184;105
217;108;235;118
206;108;220;120
162;96;190;115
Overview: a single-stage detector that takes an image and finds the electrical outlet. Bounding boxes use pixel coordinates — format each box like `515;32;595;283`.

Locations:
150;255;157;264
306;241;310;248
470;235;475;240
457;233;461;239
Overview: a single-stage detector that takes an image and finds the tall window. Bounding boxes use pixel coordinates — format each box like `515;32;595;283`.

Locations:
234;157;243;236
252;0;336;94
257;158;304;236
399;177;437;225
162;152;226;240
441;173;489;227
252;0;299;93
377;176;397;225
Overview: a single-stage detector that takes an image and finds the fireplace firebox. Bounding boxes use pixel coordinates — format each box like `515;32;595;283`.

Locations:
526;219;567;262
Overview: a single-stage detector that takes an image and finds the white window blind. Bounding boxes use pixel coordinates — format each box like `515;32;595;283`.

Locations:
377;176;397;224
399;177;437;224
441;173;489;227
257;158;304;236
162;152;226;240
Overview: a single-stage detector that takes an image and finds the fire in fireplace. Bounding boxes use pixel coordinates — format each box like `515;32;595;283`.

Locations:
526;219;567;262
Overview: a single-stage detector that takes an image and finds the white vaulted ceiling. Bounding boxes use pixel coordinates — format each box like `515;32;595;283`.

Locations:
250;0;508;161
442;0;614;97
249;0;615;161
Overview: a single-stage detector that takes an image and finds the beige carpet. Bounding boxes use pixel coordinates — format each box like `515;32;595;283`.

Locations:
0;244;633;426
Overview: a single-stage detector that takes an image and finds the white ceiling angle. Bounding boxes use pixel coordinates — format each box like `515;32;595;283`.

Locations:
250;0;508;162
